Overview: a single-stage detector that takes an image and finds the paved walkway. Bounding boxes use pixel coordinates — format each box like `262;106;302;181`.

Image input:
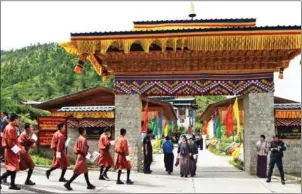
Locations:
1;149;301;193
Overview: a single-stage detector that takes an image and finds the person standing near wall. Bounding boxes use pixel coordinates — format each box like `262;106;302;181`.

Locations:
98;127;114;180
0;114;22;190
46;122;70;182
143;130;153;174
114;128;134;185
18;123;37;186
266;134;286;185
64;127;95;191
256;135;269;178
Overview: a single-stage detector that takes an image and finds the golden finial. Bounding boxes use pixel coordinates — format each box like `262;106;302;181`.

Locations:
189;2;197;20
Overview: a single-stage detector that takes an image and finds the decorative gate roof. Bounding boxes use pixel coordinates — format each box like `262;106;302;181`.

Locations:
60;17;301;96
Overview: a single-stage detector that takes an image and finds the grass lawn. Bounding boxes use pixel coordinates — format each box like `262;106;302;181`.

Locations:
31;155;74;168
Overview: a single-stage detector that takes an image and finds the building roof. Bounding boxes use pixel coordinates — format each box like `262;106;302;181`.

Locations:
70;25;300;37
274;103;301;110
200;96;299;121
21;100;42;105
35;86;177;121
58;106;115;112
133;18;256;25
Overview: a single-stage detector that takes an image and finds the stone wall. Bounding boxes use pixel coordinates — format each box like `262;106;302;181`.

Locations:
115;94;143;172
243;92;275;175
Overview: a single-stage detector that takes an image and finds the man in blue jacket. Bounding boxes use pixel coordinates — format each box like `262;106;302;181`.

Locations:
163;136;174;175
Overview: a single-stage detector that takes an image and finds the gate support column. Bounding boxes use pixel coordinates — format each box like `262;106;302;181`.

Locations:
115;94;142;172
243;92;274;175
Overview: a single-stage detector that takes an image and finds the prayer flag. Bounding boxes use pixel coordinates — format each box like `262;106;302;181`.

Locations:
159;114;163;136
163;121;169;137
223;104;233;135
215;116;222;138
151;116;158;136
142;103;148;132
233;97;240;136
202;121;208;135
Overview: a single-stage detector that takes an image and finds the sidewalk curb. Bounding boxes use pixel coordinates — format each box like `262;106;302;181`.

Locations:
1;183;56;193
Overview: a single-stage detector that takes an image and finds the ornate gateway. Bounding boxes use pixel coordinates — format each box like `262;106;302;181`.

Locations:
60;17;301;96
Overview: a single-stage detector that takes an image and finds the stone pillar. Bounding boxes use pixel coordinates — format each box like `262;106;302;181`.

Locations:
243;92;274;175
115;94;143;172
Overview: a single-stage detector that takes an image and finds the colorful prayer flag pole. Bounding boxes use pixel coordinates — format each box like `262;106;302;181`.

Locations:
233;97;240;136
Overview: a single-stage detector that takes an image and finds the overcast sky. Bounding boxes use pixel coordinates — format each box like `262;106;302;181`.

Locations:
1;1;301;102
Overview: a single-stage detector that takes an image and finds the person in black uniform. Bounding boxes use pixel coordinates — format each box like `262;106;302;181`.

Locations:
143;130;153;174
266;134;286;185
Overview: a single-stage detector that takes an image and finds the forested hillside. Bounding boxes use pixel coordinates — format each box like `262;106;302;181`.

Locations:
1;43;113;123
1;43;224;124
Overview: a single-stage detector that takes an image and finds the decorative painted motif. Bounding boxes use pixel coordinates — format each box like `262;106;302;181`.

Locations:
275;118;301;127
114;73;274;96
67;119;114;128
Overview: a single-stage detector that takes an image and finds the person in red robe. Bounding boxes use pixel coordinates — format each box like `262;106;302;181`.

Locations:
0;114;22;190
98;127;114;180
18;123;37;185
45;122;70;182
64;127;95;191
114;128;133;185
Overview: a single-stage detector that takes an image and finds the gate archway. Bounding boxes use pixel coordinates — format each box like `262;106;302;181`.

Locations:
60;18;301;174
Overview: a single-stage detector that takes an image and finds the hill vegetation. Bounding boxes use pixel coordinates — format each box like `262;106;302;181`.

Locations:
1;43;225;124
1;43;113;123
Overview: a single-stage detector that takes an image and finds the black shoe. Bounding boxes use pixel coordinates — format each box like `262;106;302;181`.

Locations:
191;174;194;177
99;175;106;180
64;183;72;191
59;178;68;182
181;174;184;177
281;180;285;185
9;185;21;190
2;177;7;184
102;173;109;180
185;175;188;178
87;184;95;190
144;171;150;174
116;180;124;184
168;171;171;175
266;179;271;183
25;180;36;186
126;180;134;185
46;171;50;180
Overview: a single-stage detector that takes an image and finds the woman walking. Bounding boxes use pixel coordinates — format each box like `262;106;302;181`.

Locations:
177;135;190;178
64;127;95;191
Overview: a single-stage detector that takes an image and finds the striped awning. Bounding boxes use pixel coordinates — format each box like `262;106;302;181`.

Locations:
58;106;115;112
274;103;301;110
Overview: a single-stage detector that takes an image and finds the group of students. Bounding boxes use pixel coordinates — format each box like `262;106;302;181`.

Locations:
0;113;134;191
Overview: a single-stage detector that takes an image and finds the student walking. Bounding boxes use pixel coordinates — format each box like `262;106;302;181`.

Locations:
64;127;95;191
46;123;70;182
115;128;134;185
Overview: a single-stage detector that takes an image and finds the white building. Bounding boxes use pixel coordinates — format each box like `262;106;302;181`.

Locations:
150;97;198;132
